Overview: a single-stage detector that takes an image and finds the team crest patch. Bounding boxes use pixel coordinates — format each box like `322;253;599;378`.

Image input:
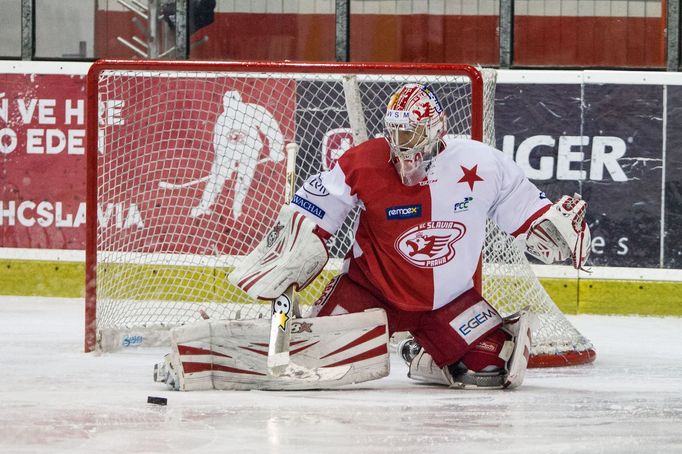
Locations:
394;221;466;268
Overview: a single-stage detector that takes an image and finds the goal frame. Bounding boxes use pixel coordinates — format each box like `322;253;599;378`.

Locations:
85;59;594;370
85;60;485;353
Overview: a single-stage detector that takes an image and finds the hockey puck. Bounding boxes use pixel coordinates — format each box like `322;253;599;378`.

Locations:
147;396;167;406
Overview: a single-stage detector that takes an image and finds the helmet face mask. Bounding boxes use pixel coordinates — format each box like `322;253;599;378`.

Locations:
384;84;446;186
385;125;429;186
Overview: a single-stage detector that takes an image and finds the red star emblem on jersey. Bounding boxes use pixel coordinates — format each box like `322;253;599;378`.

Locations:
457;165;484;191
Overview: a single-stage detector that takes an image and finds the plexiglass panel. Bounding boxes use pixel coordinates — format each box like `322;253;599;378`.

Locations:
0;0;22;58
514;0;665;67
35;0;95;59
190;0;336;60
350;0;500;64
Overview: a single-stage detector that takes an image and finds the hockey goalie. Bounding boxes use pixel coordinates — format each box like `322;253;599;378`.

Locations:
155;83;590;391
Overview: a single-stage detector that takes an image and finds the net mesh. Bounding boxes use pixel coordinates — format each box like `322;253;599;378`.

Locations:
90;63;594;364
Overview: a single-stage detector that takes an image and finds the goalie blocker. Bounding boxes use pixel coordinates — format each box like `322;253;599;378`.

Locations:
227;204;329;300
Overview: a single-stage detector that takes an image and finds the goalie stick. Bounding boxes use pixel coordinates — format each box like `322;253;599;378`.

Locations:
268;143;298;376
226;142;338;382
268;286;295;375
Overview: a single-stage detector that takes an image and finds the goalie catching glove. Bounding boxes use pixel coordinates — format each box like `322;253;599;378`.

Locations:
228;204;329;299
525;193;591;270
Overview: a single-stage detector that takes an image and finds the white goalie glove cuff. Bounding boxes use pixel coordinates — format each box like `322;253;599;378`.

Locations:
228;204;329;300
525;193;591;269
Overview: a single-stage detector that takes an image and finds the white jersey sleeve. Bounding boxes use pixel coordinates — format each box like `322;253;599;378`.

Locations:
290;164;358;234
486;150;551;236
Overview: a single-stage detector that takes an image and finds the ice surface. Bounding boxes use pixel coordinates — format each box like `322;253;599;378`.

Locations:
1;296;681;453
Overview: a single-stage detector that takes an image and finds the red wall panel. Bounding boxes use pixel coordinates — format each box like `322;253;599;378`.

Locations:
350;14;498;63
515;16;664;67
95;11;665;67
191;13;336;61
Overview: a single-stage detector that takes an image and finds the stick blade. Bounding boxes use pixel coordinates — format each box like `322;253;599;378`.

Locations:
267;288;294;376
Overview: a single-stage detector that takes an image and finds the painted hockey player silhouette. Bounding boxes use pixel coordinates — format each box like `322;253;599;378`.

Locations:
190;90;285;220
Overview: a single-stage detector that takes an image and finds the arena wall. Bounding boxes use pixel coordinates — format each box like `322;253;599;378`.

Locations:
1;60;680;315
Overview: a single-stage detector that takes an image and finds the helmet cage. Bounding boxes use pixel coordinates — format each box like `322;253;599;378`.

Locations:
384;84;446;186
385;121;433;162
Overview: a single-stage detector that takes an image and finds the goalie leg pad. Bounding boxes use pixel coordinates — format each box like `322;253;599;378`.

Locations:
228;204;329;300
157;309;390;391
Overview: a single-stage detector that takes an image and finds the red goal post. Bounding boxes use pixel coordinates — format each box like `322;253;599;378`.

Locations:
85;60;595;368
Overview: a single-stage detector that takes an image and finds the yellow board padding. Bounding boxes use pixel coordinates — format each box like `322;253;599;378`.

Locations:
0;260;86;298
538;279;580;314
1;259;681;316
94;263;336;306
0;259;337;306
96;263;227;301
540;278;682;316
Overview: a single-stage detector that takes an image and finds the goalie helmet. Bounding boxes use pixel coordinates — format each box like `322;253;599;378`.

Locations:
384;84;447;186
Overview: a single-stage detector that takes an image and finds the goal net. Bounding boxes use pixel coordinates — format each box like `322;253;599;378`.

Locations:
86;60;595;367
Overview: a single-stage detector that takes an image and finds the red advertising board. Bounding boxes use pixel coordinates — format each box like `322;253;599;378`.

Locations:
0;74;87;249
95;75;295;256
1;72;295;255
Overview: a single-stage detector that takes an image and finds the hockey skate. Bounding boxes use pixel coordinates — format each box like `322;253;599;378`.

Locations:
404;309;535;389
153;353;180;391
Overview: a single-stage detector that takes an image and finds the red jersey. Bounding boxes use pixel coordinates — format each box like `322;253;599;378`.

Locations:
291;137;550;311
